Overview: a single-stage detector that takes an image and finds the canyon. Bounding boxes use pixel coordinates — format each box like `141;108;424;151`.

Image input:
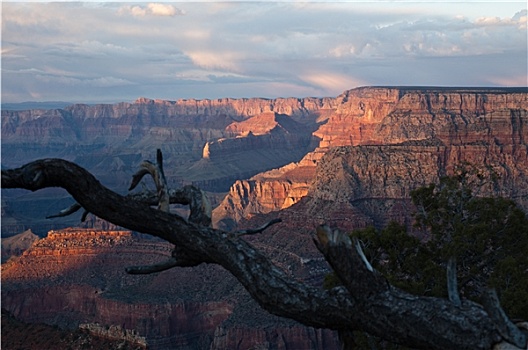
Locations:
2;86;527;349
215;87;528;230
1;228;339;349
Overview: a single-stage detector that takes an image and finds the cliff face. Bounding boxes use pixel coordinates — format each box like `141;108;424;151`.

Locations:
6;87;525;234
1;309;146;350
214;87;528;229
293;141;527;233
1;98;326;235
1;96;328;177
1;229;40;263
186;112;318;189
1;229;339;350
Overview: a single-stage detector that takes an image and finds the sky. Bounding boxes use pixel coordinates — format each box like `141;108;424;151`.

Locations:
1;1;527;103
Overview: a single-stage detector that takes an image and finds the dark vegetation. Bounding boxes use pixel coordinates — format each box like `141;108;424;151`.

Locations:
325;166;528;347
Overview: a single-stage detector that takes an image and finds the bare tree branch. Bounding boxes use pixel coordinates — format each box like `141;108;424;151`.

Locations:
129;149;169;212
2;158;525;350
81;209;90;222
231;218;282;237
125;150;212;273
126;246;213;274
47;149;212;228
126;257;181;274
482;289;527;349
354;239;374;272
46;203;82;219
447;257;462;307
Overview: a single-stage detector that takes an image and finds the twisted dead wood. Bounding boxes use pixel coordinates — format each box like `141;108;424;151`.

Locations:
2;158;526;350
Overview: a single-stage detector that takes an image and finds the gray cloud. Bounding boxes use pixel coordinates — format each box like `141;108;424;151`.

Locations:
1;2;526;103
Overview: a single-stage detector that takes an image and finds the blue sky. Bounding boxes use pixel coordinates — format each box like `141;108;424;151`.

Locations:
2;1;527;103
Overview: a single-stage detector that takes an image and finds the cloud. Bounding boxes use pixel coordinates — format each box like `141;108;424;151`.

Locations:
35;74;134;88
2;2;526;103
300;72;365;95
186;50;243;72
488;75;528;87
475;10;527;29
118;3;185;17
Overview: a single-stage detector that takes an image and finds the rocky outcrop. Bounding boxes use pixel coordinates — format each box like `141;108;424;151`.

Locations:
1;97;328;235
1;229;39;263
1;309;146;350
213;162;316;229
299;140;528;231
187;112;318;190
214;87;528;229
1;228;338;350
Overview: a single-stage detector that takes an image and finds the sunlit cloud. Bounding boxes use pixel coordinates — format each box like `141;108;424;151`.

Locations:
186;50;243;72
487;75;528;87
475;10;527;29
300;72;366;95
118;3;185;17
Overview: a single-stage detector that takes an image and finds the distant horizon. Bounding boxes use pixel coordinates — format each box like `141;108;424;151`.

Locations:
2;2;526;104
2;85;528;110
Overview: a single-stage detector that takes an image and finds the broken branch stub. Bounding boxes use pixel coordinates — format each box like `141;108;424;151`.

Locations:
125;150;212;273
128;150;211;226
129;149;169;212
231;218;282;237
46;203;83;219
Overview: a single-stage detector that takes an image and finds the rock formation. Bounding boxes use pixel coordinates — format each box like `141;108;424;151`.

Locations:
1;309;146;350
1;229;39;263
2;86;527;348
1;97;326;235
185;112;318;190
1;228;339;349
214;87;528;230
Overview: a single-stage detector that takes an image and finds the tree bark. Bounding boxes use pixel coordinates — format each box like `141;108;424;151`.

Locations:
2;158;525;350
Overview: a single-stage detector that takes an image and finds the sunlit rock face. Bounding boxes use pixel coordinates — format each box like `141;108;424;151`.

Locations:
4;87;525;235
214;87;528;230
1;96;328;236
1;229;340;349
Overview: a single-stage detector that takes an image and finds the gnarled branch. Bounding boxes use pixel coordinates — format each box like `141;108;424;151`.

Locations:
2;158;526;350
482;289;527;349
231;218;282;237
129;149;170;212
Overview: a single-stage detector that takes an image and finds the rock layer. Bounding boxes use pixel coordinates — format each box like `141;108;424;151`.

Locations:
2;98;326;235
214;87;528;229
1;229;339;350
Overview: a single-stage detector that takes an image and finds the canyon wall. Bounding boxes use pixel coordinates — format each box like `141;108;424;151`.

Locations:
214;87;528;230
6;87;525;235
1;97;328;236
1;229;339;349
